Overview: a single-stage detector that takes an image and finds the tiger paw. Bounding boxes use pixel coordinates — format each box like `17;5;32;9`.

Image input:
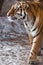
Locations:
28;61;39;65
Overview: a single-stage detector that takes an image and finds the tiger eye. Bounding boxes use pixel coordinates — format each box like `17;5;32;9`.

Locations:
25;4;29;9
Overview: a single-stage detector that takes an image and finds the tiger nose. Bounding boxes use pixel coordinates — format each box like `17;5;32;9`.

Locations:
20;12;25;17
17;11;25;16
20;12;22;16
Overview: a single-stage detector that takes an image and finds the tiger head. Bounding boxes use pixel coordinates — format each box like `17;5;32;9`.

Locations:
7;1;36;22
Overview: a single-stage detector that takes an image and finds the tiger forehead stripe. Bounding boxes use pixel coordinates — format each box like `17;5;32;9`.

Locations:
14;3;20;9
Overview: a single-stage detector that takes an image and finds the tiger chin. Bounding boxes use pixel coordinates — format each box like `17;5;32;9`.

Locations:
7;1;43;65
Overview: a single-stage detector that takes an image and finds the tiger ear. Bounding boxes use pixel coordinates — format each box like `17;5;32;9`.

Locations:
34;0;39;2
7;5;14;16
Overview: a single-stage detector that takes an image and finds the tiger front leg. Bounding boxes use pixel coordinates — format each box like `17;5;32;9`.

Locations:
29;34;33;46
27;32;43;64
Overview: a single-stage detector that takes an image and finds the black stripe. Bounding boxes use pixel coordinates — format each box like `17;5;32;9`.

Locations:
37;3;43;10
20;9;22;16
32;24;40;32
32;3;38;12
33;50;37;55
31;52;33;55
23;12;26;19
32;27;37;31
32;15;36;26
33;26;43;38
23;15;25;19
30;50;37;56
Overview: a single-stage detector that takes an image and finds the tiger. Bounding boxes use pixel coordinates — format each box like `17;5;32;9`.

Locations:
7;1;43;65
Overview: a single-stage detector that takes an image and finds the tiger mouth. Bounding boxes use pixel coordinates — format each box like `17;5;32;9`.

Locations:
7;13;26;21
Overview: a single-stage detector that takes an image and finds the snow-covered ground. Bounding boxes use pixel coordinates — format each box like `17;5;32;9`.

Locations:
0;17;29;65
0;17;43;65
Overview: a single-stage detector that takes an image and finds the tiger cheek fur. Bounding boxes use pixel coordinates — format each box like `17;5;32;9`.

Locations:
7;1;43;64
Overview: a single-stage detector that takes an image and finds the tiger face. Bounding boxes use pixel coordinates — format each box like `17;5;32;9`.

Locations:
7;1;36;31
7;1;32;18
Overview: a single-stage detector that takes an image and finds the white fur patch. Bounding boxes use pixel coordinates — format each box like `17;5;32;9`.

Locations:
7;16;13;22
31;28;38;37
22;10;25;16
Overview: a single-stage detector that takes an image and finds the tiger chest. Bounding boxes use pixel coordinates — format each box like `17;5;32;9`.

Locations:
23;21;38;38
